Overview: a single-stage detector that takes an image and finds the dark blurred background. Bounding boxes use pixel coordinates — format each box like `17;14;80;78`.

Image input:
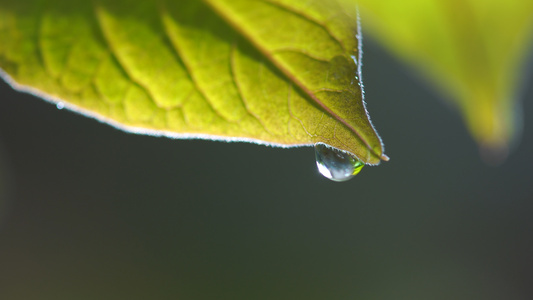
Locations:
0;38;532;300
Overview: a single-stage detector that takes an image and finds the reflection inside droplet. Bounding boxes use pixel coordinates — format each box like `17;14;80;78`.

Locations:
56;102;64;110
314;143;364;182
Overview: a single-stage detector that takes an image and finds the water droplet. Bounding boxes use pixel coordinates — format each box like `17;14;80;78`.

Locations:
56;102;64;110
315;143;364;182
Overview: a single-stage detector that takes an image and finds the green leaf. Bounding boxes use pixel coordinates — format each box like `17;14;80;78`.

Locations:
350;0;533;155
0;0;387;165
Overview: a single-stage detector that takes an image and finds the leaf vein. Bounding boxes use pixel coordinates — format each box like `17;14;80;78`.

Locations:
259;0;347;53
158;9;234;123
92;5;163;110
36;12;53;77
230;41;274;136
272;48;330;63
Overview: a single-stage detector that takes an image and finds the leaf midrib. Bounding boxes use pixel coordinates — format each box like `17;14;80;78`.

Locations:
202;0;381;161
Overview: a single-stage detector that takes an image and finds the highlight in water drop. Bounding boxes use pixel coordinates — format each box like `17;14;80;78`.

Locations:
314;143;364;182
56;102;64;110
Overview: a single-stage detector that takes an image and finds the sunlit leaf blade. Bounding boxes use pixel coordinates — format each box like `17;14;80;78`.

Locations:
0;0;386;165
349;0;533;156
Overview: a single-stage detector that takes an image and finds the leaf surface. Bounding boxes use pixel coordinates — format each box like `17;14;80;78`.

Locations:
0;0;386;165
351;0;533;154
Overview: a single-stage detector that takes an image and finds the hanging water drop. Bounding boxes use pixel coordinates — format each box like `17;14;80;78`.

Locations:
56;102;64;110
314;143;364;182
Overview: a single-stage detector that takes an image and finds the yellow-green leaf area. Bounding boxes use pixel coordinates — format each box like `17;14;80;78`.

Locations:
0;0;386;165
352;0;533;153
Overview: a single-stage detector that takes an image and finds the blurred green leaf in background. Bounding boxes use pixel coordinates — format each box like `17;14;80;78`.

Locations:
352;0;533;160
